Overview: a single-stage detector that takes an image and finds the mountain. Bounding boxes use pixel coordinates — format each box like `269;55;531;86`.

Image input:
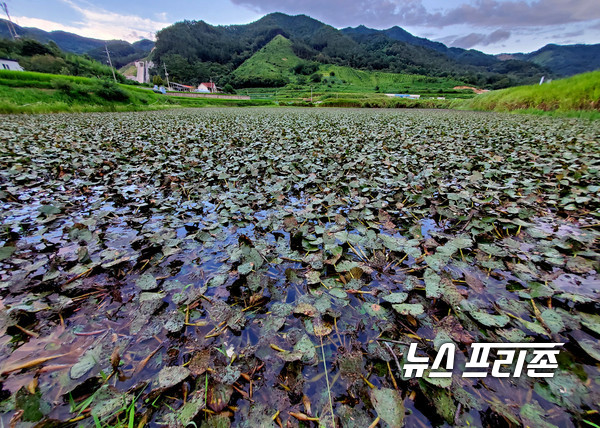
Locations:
0;19;103;53
497;43;600;76
153;12;547;88
0;19;153;67
3;12;595;87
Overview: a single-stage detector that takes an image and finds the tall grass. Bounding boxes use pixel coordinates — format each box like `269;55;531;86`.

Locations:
0;69;96;84
462;71;600;113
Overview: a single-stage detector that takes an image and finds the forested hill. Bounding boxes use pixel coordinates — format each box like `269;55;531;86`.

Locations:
341;25;502;68
498;44;600;77
153;12;546;88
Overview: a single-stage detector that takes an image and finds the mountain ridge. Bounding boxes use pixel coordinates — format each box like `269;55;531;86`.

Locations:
342;23;600;76
0;19;154;68
496;43;600;76
1;13;598;85
152;12;547;88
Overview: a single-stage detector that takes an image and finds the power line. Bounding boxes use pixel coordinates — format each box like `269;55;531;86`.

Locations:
104;44;117;82
1;2;19;40
163;63;171;90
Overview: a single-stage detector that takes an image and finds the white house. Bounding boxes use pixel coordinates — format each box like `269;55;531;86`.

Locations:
0;59;23;71
197;82;217;93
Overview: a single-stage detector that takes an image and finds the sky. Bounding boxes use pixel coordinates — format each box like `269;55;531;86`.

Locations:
3;0;600;54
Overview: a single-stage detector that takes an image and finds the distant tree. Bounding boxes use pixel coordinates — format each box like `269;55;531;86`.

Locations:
293;62;319;75
22;54;68;74
152;75;164;86
223;83;236;94
310;73;321;83
19;39;53;57
47;41;63;57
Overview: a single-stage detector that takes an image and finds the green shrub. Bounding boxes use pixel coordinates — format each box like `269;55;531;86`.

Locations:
94;80;130;102
50;78;89;97
292;62;319;75
21;54;69;74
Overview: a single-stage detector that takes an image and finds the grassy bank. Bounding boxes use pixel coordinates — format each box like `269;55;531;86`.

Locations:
314;97;453;109
2;69;598;117
460;70;600;116
0;70;274;113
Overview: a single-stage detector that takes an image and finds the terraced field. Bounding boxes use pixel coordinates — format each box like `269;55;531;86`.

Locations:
0;108;599;427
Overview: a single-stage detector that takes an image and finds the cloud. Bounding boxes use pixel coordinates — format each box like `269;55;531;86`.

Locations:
559;30;585;38
230;0;600;29
427;0;600;28
14;0;170;41
446;29;511;48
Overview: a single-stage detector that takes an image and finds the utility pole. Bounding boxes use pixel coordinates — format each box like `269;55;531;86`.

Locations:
104;44;117;82
163;63;170;90
1;2;18;40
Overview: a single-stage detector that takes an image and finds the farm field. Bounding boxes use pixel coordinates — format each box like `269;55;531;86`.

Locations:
0;70;275;114
0;108;599;427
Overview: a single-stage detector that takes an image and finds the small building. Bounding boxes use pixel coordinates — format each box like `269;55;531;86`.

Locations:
197;82;217;93
0;58;23;71
170;82;195;92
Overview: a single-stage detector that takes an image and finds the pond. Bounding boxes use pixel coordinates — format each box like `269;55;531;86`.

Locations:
0;108;599;427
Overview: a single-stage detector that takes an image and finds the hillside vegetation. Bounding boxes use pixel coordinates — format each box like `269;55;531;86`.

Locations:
0;38;127;82
231;35;471;97
231;35;303;87
463;71;600;114
0;70;273;113
153;13;547;89
315;65;465;94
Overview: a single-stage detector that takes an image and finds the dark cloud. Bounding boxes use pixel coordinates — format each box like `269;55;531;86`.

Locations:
447;29;511;48
427;0;600;27
560;30;585;38
230;0;600;28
